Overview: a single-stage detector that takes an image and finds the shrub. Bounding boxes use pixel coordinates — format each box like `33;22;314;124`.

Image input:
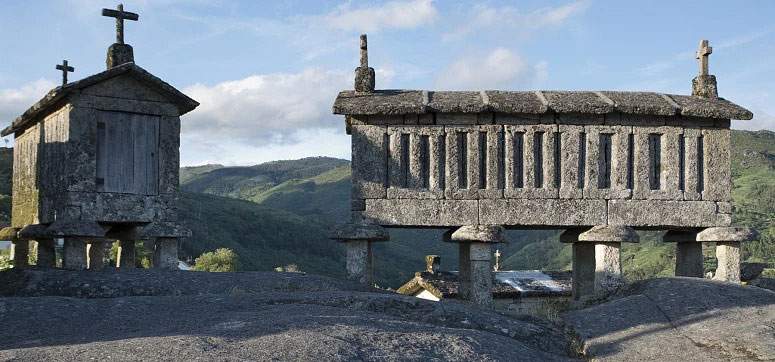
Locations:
193;248;239;272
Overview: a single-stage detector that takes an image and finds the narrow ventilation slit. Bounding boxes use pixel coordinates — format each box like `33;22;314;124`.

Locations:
400;133;410;187
457;132;468;189
382;133;390;188
497;130;506;189
678;135;685;191
533;132;544;188
478;131;487;189
513;132;524;188
648;134;661;190
626;133;634;189
598;134;612;189
578;132;586;189
697;135;704;193
420;135;430;189
438;135;446;190
553;132;561;188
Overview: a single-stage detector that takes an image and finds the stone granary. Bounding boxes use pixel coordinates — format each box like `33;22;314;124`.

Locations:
0;4;198;271
331;36;758;306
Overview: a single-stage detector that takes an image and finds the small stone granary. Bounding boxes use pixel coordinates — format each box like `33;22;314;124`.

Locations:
1;4;198;270
397;255;571;316
331;35;758;306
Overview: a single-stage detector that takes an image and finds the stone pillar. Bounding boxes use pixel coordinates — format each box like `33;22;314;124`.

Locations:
697;227;757;283
63;238;87;270
565;225;639;299
117;239;136;269
571;242;595;299
446;225;504;308
87;241;107;271
35;239;57;268
714;242;740;282
594;243;622;292
330;223;389;285
345;240;372;284
664;231;704;278
10;240;28;269
153;238;179;270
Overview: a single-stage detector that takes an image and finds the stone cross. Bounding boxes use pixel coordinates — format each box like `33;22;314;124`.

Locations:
493;249;501;271
360;34;368;68
102;4;139;45
696;39;712;76
55;60;74;86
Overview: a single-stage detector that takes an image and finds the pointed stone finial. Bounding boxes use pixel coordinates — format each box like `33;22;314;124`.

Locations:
692;39;718;98
354;34;375;93
55;60;75;86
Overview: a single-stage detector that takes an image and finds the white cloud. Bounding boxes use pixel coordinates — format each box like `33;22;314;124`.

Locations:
0;79;56;130
323;0;438;32
182;68;349;144
181;127;351;166
435;48;534;90
443;1;588;41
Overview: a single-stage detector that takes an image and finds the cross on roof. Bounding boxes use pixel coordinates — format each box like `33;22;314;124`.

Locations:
696;39;712;76
494;249;501;272
55;60;74;86
102;4;139;45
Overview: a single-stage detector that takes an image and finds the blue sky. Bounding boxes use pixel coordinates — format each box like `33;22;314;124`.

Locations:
0;0;772;165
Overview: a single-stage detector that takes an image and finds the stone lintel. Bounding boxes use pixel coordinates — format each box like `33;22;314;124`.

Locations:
663;230;700;243
697;227;758;242
447;225;505;243
141;222;191;238
47;220;109;238
330;223;389;242
18;224;52;239
578;225;639;243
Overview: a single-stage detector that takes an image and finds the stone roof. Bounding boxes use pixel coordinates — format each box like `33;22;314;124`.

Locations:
2;62;199;137
397;270;572;299
333;90;753;120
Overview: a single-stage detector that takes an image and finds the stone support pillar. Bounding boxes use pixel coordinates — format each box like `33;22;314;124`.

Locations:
446;225;504;308
63;238;87;270
10;240;28;269
330;223;389;285
87;241;107;271
153;237;179;270
345;240;373;284
564;225;639;299
117;239;136;269
664;231;704;278
697;227;757;283
35;239;57;268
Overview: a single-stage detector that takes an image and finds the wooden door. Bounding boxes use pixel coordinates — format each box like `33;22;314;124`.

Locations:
96;111;159;195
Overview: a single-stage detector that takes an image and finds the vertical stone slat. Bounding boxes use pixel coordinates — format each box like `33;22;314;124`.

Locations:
409;132;423;189
633;126;683;200
702;128;731;201
683;128;701;200
429;132;444;193
467;128;480;191
480;125;503;198
584;125;631;199
387;127;405;189
559;125;583;199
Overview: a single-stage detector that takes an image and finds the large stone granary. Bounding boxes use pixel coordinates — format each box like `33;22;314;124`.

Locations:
1;4;198;270
332;35;758;305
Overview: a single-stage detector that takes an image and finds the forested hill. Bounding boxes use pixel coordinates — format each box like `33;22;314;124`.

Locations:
0;130;770;287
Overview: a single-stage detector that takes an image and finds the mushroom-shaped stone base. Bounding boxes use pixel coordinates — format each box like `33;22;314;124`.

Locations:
698;227;758;283
330;223;389;285
445;225;505;308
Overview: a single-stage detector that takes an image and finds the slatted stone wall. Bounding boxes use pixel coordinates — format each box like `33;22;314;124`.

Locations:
351;115;732;229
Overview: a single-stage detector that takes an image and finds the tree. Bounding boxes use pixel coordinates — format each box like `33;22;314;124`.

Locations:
193;248;239;272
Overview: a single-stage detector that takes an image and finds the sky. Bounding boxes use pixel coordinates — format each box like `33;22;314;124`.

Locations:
0;0;773;166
